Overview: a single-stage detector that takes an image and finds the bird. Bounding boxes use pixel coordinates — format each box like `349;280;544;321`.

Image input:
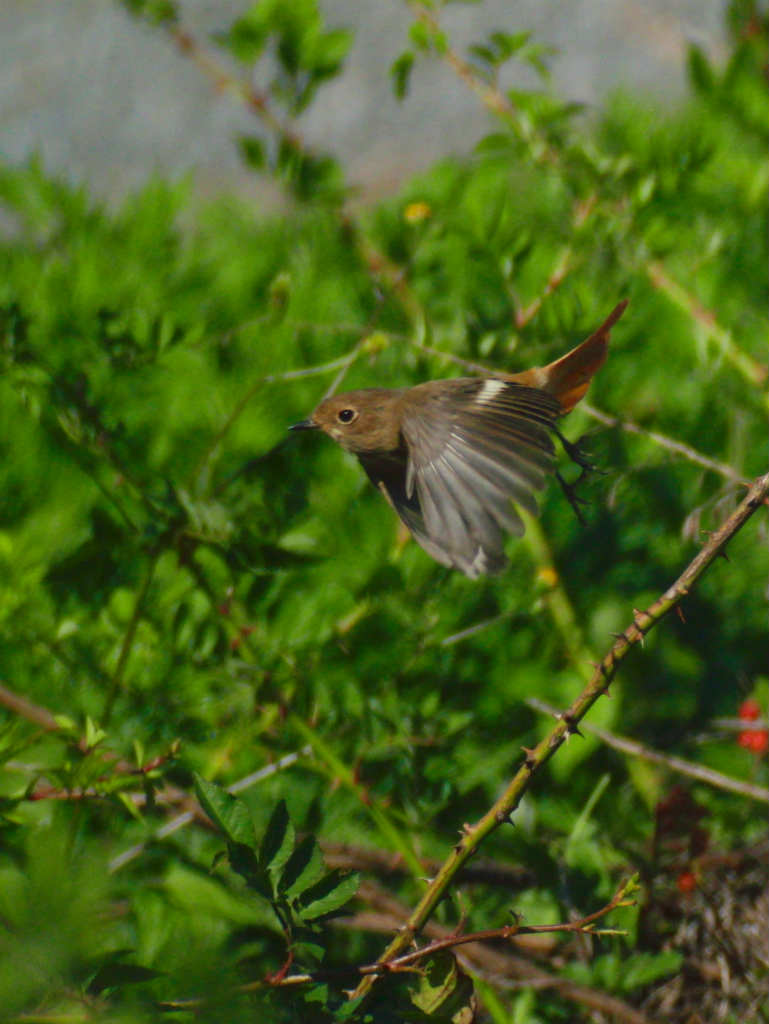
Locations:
290;301;627;578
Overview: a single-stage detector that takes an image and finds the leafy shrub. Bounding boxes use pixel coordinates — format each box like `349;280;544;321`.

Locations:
0;1;766;1020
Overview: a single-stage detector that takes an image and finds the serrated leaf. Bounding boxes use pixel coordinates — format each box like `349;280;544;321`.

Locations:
298;869;359;921
259;798;295;880
194;774;255;846
279;834;325;898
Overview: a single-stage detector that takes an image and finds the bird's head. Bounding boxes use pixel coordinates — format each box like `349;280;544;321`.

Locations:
290;389;405;454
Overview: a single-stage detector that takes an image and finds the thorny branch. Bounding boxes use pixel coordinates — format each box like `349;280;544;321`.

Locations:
526;697;769;804
349;470;769;1002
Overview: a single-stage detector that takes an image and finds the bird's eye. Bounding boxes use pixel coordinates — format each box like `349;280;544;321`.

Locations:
337;408;357;424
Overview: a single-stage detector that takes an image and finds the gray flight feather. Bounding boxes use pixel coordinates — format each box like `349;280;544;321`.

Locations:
398;380;560;577
358;379;561;577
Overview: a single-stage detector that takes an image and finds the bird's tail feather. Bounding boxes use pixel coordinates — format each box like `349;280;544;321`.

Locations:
510;300;628;413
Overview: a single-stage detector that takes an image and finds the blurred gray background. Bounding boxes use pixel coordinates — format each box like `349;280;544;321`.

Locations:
0;1;727;204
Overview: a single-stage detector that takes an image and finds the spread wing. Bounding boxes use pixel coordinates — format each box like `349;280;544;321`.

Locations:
361;380;560;578
358;451;465;573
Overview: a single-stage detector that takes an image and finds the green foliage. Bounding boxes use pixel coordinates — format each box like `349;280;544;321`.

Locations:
195;777;359;967
0;0;767;1021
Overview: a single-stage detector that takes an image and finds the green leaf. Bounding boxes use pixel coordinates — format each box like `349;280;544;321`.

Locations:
409;951;476;1020
291;932;326;965
619;950;684;992
194;774;255;847
409;21;431;52
279;834;325;898
311;28;352;75
297;869;360;921
228;841;272;898
259;798;295;880
688;44;714;95
120;0;177;24
238;136;267;171
219;7;270;62
390;51;415;100
84;716;107;749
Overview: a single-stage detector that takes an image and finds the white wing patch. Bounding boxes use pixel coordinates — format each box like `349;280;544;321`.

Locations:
476;379;507;405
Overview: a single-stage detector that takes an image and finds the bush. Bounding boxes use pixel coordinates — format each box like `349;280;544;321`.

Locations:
0;1;766;1021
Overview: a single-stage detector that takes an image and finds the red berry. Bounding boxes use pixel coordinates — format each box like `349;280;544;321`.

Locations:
739;729;769;755
676;870;697;894
738;698;761;721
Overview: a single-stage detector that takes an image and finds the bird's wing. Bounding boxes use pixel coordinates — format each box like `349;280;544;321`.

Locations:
395;380;560;577
357;451;464;571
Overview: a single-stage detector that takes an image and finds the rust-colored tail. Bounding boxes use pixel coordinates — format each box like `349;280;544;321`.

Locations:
509;301;628;413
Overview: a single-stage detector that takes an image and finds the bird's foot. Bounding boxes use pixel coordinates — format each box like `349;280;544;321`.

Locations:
555;470;590;525
551;427;604;525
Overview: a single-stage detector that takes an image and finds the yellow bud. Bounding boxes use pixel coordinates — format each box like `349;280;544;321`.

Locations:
537;566;559;587
361;331;390;355
404;201;431;224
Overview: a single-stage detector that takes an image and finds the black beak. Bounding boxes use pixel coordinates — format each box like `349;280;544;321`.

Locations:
288;419;317;432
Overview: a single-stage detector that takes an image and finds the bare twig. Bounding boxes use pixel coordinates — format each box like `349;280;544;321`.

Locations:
409;2;559;165
170;27;308;155
711;717;769;732
102;549;161;724
582;402;749;486
526;697;769;804
645;261;768;398
250;881;635;991
335;904;660;1024
350;470;769;1001
0;682;61;732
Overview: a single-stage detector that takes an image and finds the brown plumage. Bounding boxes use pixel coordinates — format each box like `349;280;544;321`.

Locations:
291;301;627;577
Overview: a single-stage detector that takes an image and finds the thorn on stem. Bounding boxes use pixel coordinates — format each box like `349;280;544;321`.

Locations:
521;745;537;770
563;714;584;739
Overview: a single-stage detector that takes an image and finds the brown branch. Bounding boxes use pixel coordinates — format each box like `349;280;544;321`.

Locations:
241;878;634;986
170;27;307;154
360;878;634;973
334;907;660;1024
526;697;769;803
0;682;60;732
409;2;559;166
350;470;769;1002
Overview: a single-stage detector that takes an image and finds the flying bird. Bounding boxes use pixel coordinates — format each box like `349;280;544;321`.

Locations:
291;301;627;577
